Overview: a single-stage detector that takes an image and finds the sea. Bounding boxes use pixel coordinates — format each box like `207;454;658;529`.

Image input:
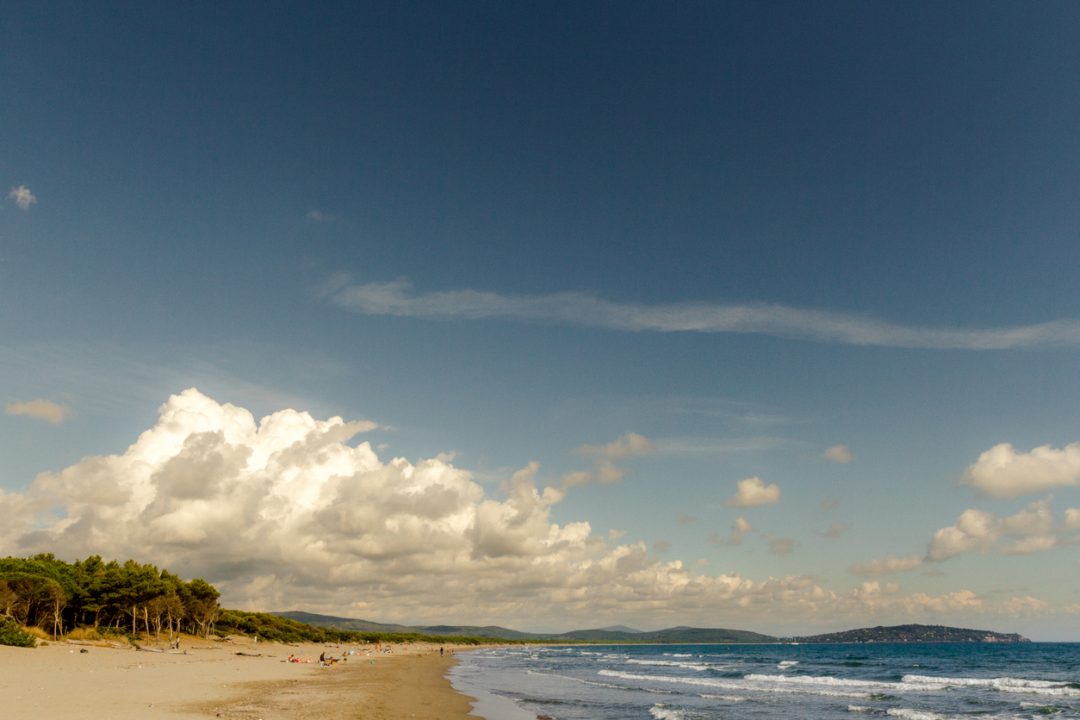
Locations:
448;642;1080;720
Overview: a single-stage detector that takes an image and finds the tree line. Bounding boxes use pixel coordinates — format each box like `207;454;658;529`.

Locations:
1;553;534;649
0;554;220;641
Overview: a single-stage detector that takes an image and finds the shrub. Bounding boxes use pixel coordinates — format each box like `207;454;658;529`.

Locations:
65;626;104;641
25;626;51;641
0;618;36;647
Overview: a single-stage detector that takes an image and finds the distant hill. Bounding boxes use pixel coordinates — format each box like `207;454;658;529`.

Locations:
273;612;775;643
553;626;777;643
792;624;1029;644
273;611;535;639
275;610;420;634
599;625;642;634
273;612;1027;645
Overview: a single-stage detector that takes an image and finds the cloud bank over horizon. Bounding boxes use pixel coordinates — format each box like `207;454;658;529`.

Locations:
326;278;1080;351
0;388;1054;632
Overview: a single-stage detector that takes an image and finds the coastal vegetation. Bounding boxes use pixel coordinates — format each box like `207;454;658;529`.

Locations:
0;554;525;647
0;554;220;642
1;554;1029;648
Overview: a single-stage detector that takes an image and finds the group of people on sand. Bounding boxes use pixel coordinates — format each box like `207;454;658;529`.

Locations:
287;647;373;666
318;651;342;666
286;651;347;666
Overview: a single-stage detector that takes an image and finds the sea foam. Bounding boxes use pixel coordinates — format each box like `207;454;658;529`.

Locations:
901;674;1080;697
650;704;686;720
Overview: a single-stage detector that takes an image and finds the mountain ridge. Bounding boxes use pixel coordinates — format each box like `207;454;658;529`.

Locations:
272;612;1028;644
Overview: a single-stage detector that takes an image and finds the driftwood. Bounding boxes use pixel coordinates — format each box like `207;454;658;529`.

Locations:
234;651;263;657
65;639;129;650
132;642;187;654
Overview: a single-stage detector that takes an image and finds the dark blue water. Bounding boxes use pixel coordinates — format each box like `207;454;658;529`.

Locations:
449;643;1080;720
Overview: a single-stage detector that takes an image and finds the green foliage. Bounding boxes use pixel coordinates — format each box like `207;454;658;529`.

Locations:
1;554;525;648
0;618;36;647
0;554;221;639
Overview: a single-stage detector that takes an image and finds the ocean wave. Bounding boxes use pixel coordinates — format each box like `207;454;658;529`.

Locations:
627;658;710;671
598;669;876;699
885;709;950;720
649;704;686;720
901;675;1080;697
700;693;747;702
778;660;799;670
1019;701;1070;714
527;668;674;695
744;673;936;693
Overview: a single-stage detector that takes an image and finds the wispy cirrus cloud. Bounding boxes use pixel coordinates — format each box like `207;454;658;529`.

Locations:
6;399;72;425
849;554;923;577
306;209;338;223
325;278;1080;350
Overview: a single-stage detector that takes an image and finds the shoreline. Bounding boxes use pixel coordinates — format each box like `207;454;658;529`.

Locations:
3;636;481;720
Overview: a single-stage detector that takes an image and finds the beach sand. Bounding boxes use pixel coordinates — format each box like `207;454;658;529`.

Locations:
2;636;480;720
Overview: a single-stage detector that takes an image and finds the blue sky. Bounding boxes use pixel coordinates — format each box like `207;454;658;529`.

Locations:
3;1;1080;639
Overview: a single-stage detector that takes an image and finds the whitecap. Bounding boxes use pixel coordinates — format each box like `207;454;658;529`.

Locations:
901;674;1080;697
627;658;710;671
598;669;876;699
649;704;686;720
701;693;747;702
885;709;949;720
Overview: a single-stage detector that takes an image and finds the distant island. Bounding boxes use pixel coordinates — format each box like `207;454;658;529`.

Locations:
275;611;1030;644
790;624;1029;644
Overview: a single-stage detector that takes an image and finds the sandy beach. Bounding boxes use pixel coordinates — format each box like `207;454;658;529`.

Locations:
2;637;480;720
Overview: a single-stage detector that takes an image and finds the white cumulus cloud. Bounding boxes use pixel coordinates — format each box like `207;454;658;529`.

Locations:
926;500;1062;561
573;432;653;485
8;185;36;210
0;389;858;629
710;516;754;546
927;509;1002;561
2;388;1056;631
963;442;1080;497
725;476;781;507
824;444;854;464
1065;508;1080;531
